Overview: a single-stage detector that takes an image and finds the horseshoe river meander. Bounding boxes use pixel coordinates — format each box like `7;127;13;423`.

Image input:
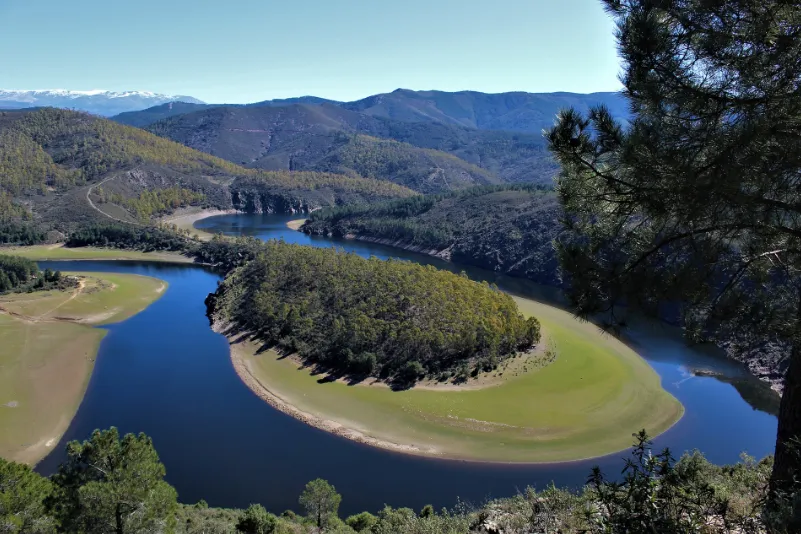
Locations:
35;213;779;516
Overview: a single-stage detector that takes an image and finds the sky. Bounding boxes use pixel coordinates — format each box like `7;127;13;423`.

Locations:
0;0;622;104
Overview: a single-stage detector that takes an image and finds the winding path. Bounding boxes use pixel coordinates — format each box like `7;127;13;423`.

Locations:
85;177;142;226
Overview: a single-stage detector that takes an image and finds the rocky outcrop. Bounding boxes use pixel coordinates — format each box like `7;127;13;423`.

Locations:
230;188;314;214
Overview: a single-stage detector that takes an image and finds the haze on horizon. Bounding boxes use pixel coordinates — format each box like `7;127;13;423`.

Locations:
0;0;622;103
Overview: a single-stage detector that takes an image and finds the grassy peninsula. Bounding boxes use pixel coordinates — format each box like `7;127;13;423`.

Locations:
207;242;682;461
0;262;166;464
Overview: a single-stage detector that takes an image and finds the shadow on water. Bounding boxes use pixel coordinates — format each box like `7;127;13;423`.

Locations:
32;214;780;515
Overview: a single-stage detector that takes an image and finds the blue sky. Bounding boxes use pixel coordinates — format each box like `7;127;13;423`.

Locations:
0;0;621;103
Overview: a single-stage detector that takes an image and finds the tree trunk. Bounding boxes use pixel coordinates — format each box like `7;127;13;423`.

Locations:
771;341;801;494
115;502;125;534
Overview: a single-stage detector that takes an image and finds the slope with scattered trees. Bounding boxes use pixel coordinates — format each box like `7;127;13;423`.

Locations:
304;184;562;286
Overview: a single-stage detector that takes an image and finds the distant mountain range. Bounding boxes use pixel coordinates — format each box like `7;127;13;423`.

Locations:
112;89;628;134
0;90;205;116
339;89;629;133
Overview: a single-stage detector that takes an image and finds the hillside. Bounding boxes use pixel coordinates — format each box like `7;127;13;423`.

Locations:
342;89;629;133
0;108;415;237
303;185;563;285
143;103;558;188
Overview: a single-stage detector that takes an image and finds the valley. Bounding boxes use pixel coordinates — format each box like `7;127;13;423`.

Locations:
19;215;777;516
0;85;788;527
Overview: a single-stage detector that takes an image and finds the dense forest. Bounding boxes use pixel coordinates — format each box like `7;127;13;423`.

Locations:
66;223;194;252
1;427;793;533
207;241;539;385
0;222;47;245
63;223;275;273
304;184;563;286
0;254;66;293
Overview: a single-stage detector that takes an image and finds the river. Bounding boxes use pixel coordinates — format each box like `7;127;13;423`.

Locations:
36;213;779;515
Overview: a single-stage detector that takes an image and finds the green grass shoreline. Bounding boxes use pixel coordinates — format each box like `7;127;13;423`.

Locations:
228;295;684;463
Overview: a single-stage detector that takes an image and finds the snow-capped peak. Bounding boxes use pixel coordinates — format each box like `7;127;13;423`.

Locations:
0;89;205;116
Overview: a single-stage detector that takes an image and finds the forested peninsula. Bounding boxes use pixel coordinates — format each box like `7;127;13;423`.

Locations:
206;241;540;386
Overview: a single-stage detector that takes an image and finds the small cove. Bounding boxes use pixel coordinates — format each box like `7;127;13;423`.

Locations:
34;213;779;515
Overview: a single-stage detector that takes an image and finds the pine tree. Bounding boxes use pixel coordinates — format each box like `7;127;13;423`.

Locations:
547;0;801;500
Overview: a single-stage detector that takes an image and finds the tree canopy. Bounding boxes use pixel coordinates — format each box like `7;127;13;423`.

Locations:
547;0;801;500
46;428;178;534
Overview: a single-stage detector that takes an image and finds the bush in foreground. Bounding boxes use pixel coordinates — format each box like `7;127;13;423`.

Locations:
0;428;796;533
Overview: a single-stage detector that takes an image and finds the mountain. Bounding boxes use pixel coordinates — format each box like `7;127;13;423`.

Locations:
0;108;415;237
142;103;557;189
303;184;562;286
113;102;215;127
115;90;630;189
116;89;628;135
248;96;340;107
342;89;629;133
111;96;344;127
145;104;508;193
0;90;205;116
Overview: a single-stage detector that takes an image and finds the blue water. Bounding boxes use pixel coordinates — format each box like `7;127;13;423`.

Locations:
34;213;779;515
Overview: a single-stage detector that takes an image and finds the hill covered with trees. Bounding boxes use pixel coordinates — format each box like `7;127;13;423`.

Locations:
206;241;540;386
0;108;417;242
142;103;560;188
304;185;563;286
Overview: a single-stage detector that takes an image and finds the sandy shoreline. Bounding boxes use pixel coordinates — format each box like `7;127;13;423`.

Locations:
162;208;240;240
286;218;307;231
225;334;439;458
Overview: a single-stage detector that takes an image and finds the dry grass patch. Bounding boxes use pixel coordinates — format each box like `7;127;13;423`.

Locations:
3;244;192;263
0;272;166;464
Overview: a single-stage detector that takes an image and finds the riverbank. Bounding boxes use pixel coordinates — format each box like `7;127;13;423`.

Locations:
220;293;684;463
0;272;166;464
